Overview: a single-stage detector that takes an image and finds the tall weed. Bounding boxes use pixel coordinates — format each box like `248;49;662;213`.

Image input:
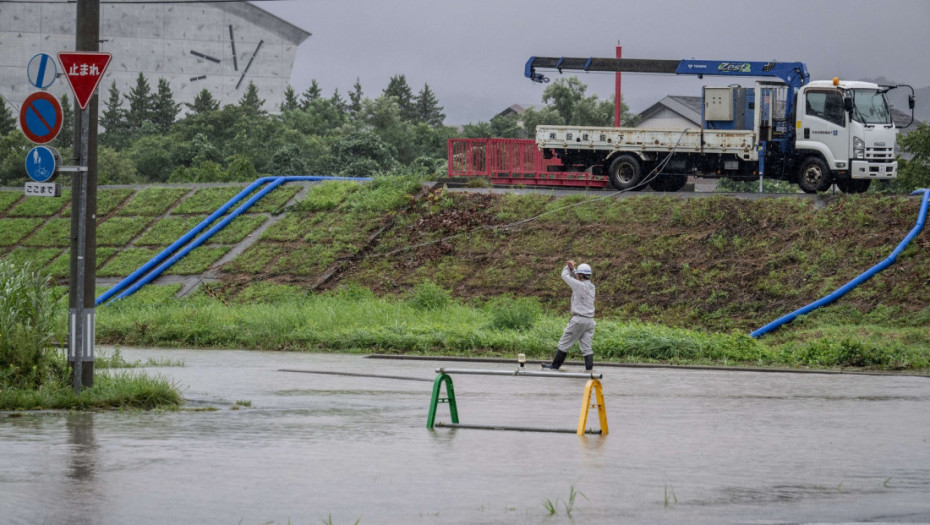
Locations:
0;260;66;388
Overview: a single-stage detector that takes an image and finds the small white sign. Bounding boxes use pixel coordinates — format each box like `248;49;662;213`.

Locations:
24;181;61;197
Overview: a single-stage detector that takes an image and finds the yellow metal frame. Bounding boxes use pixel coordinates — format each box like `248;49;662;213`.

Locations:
577;379;608;436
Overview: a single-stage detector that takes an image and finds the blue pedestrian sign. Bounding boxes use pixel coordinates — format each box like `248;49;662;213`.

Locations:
25;146;59;182
27;53;58;89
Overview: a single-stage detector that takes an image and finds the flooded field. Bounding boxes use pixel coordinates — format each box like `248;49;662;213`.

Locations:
1;348;928;524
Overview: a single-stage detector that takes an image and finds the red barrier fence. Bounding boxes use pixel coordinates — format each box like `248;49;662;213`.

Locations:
447;138;608;188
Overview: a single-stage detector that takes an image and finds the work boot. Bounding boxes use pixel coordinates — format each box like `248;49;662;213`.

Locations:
584;354;594;372
541;350;568;371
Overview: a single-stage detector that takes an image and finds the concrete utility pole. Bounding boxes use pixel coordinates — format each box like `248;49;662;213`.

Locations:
68;0;99;393
614;44;622;127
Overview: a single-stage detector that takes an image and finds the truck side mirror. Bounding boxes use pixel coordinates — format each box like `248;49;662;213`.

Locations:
909;95;915;110
844;97;854;112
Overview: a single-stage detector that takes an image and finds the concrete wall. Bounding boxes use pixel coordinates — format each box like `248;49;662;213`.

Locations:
0;3;309;118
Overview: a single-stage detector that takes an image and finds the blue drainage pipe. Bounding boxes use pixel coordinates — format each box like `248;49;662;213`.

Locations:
751;189;930;338
97;176;370;305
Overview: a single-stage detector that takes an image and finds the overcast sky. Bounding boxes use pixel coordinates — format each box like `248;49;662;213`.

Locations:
258;0;930;125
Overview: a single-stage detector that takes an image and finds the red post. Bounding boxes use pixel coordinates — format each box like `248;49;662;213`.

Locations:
614;45;622;127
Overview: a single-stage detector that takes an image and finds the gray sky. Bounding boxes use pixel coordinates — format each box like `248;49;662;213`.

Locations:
259;0;930;125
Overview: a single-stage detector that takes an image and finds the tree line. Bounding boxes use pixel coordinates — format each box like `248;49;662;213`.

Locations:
1;74;926;191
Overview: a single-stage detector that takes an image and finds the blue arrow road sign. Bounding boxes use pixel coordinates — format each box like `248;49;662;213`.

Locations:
27;53;57;89
25;146;58;182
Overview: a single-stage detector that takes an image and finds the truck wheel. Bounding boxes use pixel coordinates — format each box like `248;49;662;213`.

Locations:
797;157;832;194
608;155;642;190
649;174;688;192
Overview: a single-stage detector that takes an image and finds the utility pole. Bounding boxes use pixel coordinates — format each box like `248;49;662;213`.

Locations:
614;44;622;127
68;0;99;393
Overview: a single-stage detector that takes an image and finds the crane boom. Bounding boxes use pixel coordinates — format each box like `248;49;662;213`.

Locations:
525;56;810;90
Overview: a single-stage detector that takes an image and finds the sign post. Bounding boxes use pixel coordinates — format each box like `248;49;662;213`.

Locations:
61;0;105;394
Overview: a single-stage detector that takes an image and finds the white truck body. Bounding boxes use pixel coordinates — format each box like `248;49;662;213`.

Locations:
534;80;902;192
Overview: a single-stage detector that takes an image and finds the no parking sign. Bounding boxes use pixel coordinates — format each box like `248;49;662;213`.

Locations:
19;91;63;144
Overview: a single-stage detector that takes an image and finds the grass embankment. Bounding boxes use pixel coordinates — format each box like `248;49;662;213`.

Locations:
95;281;930;371
6;177;930;373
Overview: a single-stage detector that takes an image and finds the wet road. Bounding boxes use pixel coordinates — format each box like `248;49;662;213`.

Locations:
1;348;928;524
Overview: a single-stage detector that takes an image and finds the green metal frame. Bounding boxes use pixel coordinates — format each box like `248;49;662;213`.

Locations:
426;372;458;429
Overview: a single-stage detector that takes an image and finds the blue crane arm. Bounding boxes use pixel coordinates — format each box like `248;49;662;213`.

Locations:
525;56;810;90
675;60;809;89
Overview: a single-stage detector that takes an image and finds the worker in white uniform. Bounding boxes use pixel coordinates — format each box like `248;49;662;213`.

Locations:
542;260;596;372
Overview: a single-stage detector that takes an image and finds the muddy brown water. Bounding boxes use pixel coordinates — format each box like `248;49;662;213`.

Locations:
1;348;928;524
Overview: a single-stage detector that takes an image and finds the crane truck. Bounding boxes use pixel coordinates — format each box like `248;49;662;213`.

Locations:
524;56;916;193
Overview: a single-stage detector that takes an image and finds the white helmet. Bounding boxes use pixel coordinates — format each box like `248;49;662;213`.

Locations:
576;263;592;275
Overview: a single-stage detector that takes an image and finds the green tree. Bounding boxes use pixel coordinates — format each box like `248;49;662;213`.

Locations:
125;72;153;132
186;88;219;114
280;85;300;113
300;79;322;110
329;88;347;115
128;133;175;182
97;145;139;185
239;81;266;117
151;78;180;133
52;94;74;150
414;83;445;127
0;97;15;135
225;154;259;181
270;142;309;176
383;74;417;123
539;77;613;126
348;77;364;117
894;123;930;192
490;114;522;138
0;133;31;184
332;130;398;176
100;82;129;149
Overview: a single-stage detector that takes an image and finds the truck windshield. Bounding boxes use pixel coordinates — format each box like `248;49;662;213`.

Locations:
849;89;892;125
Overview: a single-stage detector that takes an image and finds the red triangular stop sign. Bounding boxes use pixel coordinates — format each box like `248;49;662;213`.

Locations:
58;52;112;109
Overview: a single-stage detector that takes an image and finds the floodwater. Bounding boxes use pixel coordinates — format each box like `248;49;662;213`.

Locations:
1;349;929;525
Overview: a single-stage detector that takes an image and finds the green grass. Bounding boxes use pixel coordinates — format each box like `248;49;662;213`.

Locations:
0;190;21;213
292;180;362;212
91;288;930;370
0;218;43;246
115;283;183;304
97;217;152;246
250;184;301;213
45;247;117;279
117;187;189;216
164;246;229;274
261;214;306;242
209;215;267;243
0;247;63;269
134;216;204;246
98;247;160;277
172;186;245;214
6;191;70;217
0;372;182;410
21;218;70;247
95;188;135;216
221;244;283;274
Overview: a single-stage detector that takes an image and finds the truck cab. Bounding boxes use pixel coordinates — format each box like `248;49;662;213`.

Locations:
794;79;899;193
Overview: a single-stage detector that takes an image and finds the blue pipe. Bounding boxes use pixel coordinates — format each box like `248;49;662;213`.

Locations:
96;177;271;305
97;175;370;305
751;189;930;338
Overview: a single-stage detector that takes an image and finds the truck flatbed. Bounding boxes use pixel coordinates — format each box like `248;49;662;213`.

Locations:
536;125;759;161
